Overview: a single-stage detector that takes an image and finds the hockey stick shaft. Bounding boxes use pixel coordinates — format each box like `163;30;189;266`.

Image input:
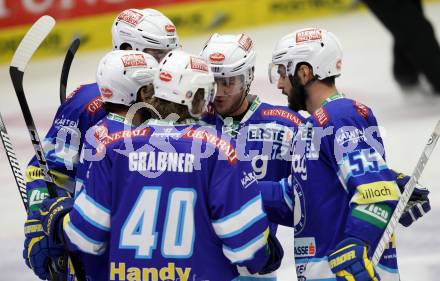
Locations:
60;38;80;104
0;113;28;211
10;16;85;281
372;120;440;265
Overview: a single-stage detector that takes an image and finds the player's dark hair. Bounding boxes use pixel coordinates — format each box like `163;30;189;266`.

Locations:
320;76;336;86
103;102;128;113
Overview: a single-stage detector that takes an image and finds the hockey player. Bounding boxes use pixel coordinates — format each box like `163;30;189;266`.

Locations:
25;50;283;280
200;33;303;280
263;28;430;280
24;49;159;280
25;8;180;212
23;8;179;280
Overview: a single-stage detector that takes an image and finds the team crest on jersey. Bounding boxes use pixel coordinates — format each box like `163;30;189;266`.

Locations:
190;56;209;72
291;176;306;235
117;9;144;26
296;28;322;43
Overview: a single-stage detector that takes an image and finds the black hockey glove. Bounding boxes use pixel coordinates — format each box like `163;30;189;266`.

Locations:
259;232;284;275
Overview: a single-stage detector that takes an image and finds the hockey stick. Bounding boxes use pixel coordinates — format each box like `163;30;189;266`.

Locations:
9;15;85;281
0;113;28;211
0;112;66;281
372;120;440;265
60;38;80;104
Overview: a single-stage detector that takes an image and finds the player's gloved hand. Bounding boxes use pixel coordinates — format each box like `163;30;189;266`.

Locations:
394;171;431;227
40;196;74;239
328;238;380;281
258;231;284;275
23;212;65;280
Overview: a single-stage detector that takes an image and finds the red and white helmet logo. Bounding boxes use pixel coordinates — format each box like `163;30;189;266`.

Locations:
336;59;342;70
121;54;147;68
296;28;323;43
117;9;144;26
159;72;172;82
209;53;225;63
165;24;175;33
101;88;113;99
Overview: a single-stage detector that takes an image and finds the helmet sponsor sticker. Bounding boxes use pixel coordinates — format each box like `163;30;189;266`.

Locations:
209;52;225;63
121;54;147;68
190;56;209;72
238;33;253;51
296;28;323;43
159;72;172;82
100;88;113;99
165;24;176;33
117;9;144;26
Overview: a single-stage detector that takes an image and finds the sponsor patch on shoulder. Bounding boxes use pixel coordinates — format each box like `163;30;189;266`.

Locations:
261;108;302;126
85;96;104;115
183;128;237;165
97;128;150;154
117;9;144;26
353;100;369;119
352;181;399;205
66;85;84;100
313;107;329;126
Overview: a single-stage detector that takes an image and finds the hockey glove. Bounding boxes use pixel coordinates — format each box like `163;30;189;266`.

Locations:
40;196;74;240
394;171;431;227
328;238;380;281
258;231;284;275
23;212;65;280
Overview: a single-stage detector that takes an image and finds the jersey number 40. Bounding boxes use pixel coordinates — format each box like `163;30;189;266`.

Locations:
119;186;196;259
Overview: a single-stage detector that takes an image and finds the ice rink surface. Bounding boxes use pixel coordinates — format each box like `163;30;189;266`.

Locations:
1;3;440;280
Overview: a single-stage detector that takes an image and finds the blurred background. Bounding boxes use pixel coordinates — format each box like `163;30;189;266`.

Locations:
1;0;440;280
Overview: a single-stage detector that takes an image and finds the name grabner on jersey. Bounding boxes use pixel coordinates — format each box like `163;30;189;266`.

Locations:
129;151;195;173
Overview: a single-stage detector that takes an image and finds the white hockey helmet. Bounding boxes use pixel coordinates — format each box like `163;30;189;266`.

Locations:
111;8;180;52
269;28;343;83
153;50;216;116
200;33;256;87
96;50;158;106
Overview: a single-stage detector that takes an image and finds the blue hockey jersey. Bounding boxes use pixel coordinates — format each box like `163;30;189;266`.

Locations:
25;83;105;212
204;95;304;183
203;95;304;280
63;114;273;281
262;94;400;280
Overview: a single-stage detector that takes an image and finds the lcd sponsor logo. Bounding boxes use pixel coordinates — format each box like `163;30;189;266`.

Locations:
294;237;316;257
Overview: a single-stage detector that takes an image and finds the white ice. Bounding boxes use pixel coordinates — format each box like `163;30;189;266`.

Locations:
0;3;439;280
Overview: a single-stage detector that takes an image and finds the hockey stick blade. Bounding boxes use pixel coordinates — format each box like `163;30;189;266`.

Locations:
0;113;28;211
372;120;440;265
11;16;55;71
60;38;80;104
